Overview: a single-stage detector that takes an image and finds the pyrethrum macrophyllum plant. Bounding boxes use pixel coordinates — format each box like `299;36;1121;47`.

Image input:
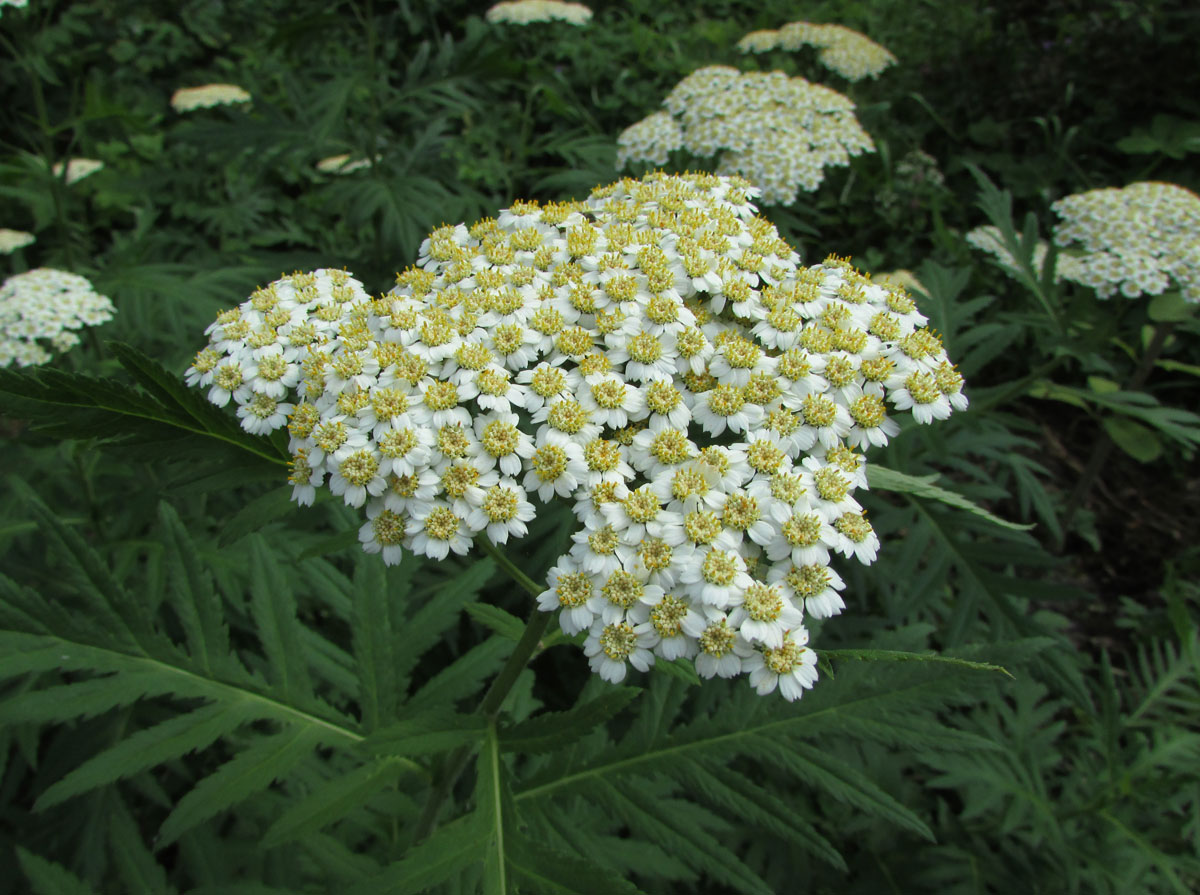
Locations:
189;171;968;699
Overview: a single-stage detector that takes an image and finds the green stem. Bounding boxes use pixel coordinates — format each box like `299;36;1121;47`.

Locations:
1057;320;1176;547
410;538;552;844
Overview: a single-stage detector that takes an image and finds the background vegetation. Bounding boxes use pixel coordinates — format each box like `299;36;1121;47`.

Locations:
1;0;1198;892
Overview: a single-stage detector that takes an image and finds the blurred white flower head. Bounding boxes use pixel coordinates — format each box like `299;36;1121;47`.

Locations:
1;268;115;368
171;83;252;112
486;0;591;26
738;21;897;82
618;66;875;204
0;229;35;255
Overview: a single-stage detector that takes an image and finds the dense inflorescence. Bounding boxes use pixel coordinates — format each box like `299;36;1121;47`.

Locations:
737;21;897;82
0;268;115;367
170;83;252;112
1051;181;1200;302
315;154;377;175
617;66;874;204
189;172;967;699
485;0;591;26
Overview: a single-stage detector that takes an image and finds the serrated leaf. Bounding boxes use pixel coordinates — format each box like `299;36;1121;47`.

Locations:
359;711;488;758
465;603;524;641
158;502;231;674
15;847;99;895
261;757;412;847
500;688;640;753
868;465;1032;531
157;725;325;848
758;739;935;841
351;558;400;732
109;801;176;895
217;487;298;546
396;557;496;689
507;837;647;895
821;648;1013;677
343;815;487;895
247;535;313;704
36;701;258;811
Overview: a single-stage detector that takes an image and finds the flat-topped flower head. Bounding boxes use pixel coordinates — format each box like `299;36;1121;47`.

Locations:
171;83;252;112
617;66;874;204
188;172;967;702
747;22;897;82
51;158;103;185
1051;181;1200;302
1;268;115;368
486;0;591;26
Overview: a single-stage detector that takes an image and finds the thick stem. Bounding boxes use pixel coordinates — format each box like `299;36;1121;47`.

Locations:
1058;321;1176;546
410;538;551;844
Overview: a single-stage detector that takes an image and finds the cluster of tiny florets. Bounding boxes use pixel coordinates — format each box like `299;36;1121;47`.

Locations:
737;22;897;82
617;66;874;204
189;172;967;701
1051;182;1200;302
170;83;252;112
0;229;35;255
485;0;592;26
1;268;115;368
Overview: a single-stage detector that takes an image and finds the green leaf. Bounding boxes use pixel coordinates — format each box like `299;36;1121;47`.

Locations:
868;465;1033;531
1156;358;1200;378
1147;291;1195;322
396;557;495;689
478;725;511;895
351;558;401;733
507;837;647;895
15;847;99;895
36;701;257;811
821;648;1013;677
156;725;326;848
465;603;525;641
109;801;176;895
343;815;487;895
652;656;701;686
217;487;298;547
1102;417;1164;463
158;502;232;675
247;535;313;704
261;757;412;847
359;711;488;758
501;688;641;753
758;739;935;841
1087;375;1121;395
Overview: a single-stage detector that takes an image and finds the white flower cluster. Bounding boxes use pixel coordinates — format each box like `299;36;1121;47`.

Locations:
485;0;592;26
316;154;377;175
737;22;897;82
615;112;683;169
171;83;252;112
51;158;104;185
966;225;1086;283
0;229;35;255
617;66;874;204
1052;182;1200;302
0;0;29;15
188;172;967;700
0;268;115;368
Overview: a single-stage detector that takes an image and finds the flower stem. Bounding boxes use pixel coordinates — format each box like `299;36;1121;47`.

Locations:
410;538;551;844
